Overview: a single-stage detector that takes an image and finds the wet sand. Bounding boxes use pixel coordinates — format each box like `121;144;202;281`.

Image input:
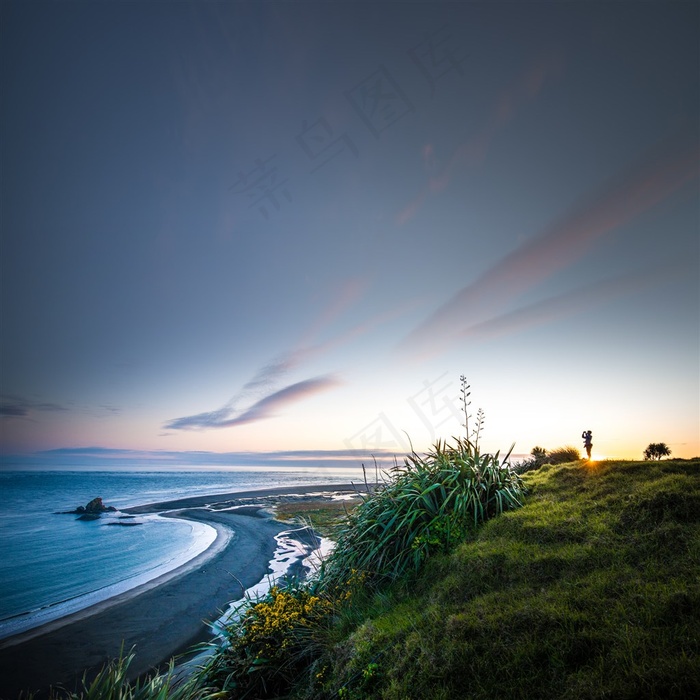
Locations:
0;483;364;699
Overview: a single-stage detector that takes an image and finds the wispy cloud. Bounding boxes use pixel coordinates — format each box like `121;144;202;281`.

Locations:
0;404;26;417
2;445;400;470
221;376;342;427
459;264;683;341
398;128;700;360
0;395;67;418
40;446;390;461
164;375;341;431
98;404;122;416
163;276;415;433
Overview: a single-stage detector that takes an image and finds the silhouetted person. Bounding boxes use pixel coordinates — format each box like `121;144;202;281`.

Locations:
582;430;593;459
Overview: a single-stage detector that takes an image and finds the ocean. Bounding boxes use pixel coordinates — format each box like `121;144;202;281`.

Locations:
0;467;366;640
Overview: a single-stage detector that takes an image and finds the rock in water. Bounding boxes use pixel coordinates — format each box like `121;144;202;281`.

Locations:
67;497;118;518
85;497;106;513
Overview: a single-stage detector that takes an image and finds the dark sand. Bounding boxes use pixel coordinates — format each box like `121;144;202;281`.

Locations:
0;483;364;699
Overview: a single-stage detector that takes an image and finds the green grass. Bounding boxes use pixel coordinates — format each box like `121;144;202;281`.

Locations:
294;458;700;699
274;500;359;538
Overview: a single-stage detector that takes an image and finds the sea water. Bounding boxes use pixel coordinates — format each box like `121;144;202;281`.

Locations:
0;467;366;640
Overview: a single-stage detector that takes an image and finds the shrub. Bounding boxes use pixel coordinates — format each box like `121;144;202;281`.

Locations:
513;446;548;474
546;446;581;465
319;438;526;590
201;584;333;699
531;446;547;464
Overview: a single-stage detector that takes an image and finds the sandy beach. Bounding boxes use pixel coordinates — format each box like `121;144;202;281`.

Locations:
0;483;365;699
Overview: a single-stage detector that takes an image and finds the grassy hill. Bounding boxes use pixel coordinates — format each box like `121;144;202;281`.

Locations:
285;458;700;699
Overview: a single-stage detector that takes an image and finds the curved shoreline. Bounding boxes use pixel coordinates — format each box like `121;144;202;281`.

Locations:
0;516;229;649
0;514;220;644
0;483;364;698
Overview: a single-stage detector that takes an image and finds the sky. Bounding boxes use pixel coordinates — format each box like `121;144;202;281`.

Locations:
1;0;698;468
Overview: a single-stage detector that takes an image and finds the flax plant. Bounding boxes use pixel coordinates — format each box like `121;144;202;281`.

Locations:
320;436;525;590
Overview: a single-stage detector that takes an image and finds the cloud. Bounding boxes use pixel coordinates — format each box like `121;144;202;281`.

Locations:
164;375;341;431
41;446;387;461
162;404;234;431
162;275;414;434
162;274;415;435
398;128;700;360
43;446;138;455
220;376;342;427
98;405;122;416
0;395;67;418
0;404;26;417
237;278;371;395
241;358;294;393
166;284;365;431
3;445;402;470
458;264;682;341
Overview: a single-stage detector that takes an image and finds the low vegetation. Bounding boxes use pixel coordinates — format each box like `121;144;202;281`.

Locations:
275;500;360;539
296;457;700;699
514;444;581;473
25;379;699;699
200;583;334;699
